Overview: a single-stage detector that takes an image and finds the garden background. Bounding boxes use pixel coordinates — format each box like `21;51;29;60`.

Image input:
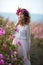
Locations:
0;0;43;65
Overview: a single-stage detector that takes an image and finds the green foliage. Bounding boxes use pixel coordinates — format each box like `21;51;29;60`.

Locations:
0;16;24;65
30;34;43;65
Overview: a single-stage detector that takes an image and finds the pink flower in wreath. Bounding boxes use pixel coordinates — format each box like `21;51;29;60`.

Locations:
16;8;29;15
16;8;22;15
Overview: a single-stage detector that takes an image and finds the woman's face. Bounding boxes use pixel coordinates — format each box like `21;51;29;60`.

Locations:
18;12;24;22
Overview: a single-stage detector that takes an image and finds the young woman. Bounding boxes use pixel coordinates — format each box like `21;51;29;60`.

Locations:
12;8;31;65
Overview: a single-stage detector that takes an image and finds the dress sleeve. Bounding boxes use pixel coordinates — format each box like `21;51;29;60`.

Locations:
26;25;31;51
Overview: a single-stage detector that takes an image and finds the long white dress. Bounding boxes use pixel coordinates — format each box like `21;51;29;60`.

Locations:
12;24;31;65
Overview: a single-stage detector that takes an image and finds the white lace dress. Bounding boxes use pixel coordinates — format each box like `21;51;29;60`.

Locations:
12;24;31;65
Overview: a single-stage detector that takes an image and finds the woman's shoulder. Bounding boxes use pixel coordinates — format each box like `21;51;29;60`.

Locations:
25;25;31;33
25;24;29;29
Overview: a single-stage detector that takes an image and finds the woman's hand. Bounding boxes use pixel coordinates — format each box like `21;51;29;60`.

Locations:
15;21;20;27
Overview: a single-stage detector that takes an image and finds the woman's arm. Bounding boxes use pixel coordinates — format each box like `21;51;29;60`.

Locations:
15;21;19;27
14;21;20;31
26;25;31;52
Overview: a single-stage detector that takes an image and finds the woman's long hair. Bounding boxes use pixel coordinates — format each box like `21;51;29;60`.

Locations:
16;8;30;25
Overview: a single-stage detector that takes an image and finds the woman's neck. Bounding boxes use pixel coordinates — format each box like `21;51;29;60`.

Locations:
19;23;28;27
19;23;25;26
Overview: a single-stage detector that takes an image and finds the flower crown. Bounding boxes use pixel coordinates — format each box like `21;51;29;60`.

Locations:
16;8;29;15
